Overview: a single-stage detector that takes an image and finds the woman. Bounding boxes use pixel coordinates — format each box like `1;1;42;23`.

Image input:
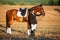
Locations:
28;10;37;36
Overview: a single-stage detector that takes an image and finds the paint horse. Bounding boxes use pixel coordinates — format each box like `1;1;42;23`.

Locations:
6;4;45;36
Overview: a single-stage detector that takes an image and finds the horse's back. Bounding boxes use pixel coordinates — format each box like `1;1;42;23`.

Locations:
6;9;18;15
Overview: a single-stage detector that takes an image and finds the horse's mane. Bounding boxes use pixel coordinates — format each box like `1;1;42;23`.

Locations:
28;4;43;13
31;4;43;9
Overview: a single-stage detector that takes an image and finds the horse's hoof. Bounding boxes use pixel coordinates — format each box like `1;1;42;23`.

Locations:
27;35;34;40
7;33;12;38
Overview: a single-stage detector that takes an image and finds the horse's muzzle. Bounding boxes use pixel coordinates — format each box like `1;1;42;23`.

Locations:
42;13;45;16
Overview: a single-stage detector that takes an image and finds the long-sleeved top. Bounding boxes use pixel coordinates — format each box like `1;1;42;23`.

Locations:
28;13;37;24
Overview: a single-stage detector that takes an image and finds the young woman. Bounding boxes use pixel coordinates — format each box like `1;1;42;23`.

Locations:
28;10;37;36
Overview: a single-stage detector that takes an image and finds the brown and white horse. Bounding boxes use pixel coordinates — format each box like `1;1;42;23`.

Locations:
6;4;45;36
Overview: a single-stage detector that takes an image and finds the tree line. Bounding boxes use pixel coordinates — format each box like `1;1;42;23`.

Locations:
48;0;60;6
0;0;60;5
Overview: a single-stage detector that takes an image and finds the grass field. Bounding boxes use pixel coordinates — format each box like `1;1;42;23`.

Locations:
0;5;60;40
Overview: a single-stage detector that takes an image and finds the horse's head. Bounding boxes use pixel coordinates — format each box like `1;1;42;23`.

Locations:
29;4;45;16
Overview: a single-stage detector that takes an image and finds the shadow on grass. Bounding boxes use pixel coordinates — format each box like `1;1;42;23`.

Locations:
54;8;60;13
0;24;56;40
0;36;55;40
0;24;27;35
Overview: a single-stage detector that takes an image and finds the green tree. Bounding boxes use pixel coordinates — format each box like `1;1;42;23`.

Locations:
58;0;60;5
48;0;54;6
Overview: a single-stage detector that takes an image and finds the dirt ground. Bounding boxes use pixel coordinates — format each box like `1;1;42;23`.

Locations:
0;5;60;40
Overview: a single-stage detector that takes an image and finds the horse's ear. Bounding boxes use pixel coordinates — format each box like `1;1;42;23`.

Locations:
20;8;21;10
39;4;43;7
25;8;28;10
19;8;21;11
25;8;27;9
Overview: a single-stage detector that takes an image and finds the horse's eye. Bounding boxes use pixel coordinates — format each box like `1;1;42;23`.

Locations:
42;8;43;9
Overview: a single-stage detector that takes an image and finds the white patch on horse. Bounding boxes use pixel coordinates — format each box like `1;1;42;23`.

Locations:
36;12;41;14
27;29;31;35
17;11;23;17
7;28;11;34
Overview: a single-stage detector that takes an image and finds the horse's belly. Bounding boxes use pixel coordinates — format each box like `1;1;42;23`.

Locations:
15;17;28;22
15;17;23;22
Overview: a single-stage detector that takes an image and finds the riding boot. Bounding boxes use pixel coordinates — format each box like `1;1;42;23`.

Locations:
31;30;35;37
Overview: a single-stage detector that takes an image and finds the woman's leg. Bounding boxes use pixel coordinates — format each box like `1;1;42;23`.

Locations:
31;24;37;31
31;24;37;36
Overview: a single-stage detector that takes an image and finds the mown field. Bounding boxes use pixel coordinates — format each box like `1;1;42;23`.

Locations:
0;5;60;40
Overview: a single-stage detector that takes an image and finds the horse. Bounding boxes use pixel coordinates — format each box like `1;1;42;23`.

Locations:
6;4;45;36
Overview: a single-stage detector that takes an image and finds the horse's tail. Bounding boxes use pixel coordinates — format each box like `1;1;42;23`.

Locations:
6;11;8;28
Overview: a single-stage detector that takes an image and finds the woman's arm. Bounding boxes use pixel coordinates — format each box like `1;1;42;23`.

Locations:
35;13;42;16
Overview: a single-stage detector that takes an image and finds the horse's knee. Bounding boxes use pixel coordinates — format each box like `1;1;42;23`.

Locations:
8;20;14;25
28;26;31;29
